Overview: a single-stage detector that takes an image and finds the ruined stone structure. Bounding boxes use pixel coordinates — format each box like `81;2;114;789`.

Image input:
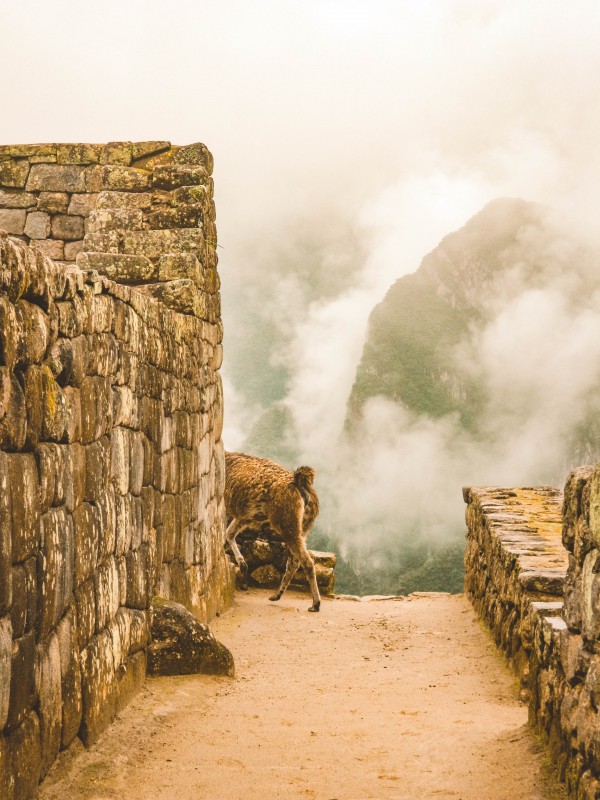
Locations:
0;141;235;798
465;475;600;799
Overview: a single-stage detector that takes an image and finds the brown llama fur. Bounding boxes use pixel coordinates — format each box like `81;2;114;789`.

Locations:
224;451;321;612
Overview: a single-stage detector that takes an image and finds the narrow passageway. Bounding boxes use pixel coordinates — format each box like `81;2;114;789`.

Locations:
40;590;566;800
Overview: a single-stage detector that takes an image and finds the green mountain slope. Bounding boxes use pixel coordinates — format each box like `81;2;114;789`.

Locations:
347;197;548;428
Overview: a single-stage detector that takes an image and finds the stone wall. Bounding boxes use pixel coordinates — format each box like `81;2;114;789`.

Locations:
235;526;336;596
0;141;234;799
464;476;600;799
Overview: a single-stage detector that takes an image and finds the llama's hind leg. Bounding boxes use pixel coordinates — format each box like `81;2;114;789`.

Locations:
291;542;321;612
225;519;249;590
269;553;299;602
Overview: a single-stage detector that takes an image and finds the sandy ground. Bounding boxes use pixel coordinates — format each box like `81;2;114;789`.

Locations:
40;589;567;800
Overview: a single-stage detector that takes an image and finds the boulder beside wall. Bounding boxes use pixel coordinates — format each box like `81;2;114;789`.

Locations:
147;598;234;677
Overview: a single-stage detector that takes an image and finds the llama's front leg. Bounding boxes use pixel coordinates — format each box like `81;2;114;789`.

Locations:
269;553;299;602
225;519;248;590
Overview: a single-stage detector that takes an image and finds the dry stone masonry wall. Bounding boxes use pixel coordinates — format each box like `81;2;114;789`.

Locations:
235;526;336;596
0;142;234;799
464;476;600;799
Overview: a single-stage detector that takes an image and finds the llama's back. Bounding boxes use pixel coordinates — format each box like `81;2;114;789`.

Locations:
225;451;319;533
225;451;291;517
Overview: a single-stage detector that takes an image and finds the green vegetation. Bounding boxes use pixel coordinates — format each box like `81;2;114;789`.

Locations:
309;527;465;596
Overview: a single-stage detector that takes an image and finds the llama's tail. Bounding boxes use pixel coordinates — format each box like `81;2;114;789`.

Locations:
294;465;315;492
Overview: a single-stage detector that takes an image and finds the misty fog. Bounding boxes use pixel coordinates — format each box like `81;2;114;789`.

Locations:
2;1;600;592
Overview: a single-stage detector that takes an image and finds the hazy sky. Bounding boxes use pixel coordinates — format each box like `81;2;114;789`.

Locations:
3;1;600;241
4;2;600;562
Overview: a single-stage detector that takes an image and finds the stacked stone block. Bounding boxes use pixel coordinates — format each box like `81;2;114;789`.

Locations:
0;141;219;325
463;485;567;684
0;140;233;799
464;479;600;799
234;526;336;596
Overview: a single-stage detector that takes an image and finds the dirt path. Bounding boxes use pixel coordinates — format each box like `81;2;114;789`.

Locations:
40;590;566;800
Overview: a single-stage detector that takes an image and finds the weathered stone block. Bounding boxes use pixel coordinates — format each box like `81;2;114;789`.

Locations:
172;143;213;173
111;385;138;430
62;443;86;512
56;606;82;748
9;560;37;640
114;651;145;714
0;374;26;453
114;493;133;557
33;238;64;261
40;366;67;442
73;503;99;586
110;427;130;495
588;467;600;550
0;616;12;729
0;453;11;614
8;631;37;730
26;163;86;192
581;549;600;643
145;205;204;230
0;734;11;800
23;367;51;435
119;228;203;259
97;484;117;560
95;556;120;632
101;165;150;191
79;630;117;746
78;251;156;283
0;300;19;370
132;141;171;160
96;190;152;210
14;300;52;365
0;159;30;188
56;143;102;165
63;385;82;442
125;544;154;610
80;375;112;443
36;632;62;777
87;208;144;233
249;563;282;587
156;253;202;283
100;142;133;166
142;279;207;317
0;208;26;234
0;144;56;160
75;578;96;651
0;188;37;208
51;213;85;240
63;239;85;261
84;436;110;501
68;192;99;216
37;507;74;639
148;598;233;676
37;192;70;213
8;710;41;800
8;454;41;563
152;164;209;190
129;431;145;496
49;335;87;387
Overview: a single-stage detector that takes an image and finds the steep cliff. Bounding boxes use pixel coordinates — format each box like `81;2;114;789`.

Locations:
347;197;578;434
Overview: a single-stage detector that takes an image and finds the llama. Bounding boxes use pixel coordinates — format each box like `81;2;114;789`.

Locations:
224;451;321;612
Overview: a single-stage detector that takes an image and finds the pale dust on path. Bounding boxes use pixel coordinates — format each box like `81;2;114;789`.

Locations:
41;589;567;800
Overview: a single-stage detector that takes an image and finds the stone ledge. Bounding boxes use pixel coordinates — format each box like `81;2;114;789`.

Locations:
464;485;566;684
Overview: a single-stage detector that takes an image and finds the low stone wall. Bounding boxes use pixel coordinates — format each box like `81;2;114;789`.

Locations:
0;141;234;798
235;527;336;596
464;475;600;799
